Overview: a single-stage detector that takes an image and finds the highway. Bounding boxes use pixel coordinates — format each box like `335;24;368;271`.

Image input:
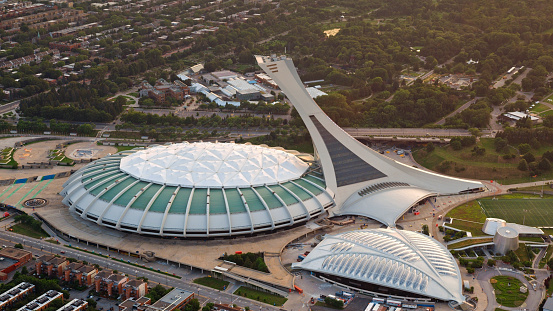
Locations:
0;228;282;311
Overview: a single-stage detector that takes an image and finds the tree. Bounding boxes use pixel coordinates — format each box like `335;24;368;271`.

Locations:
539;158;552;171
183;299;200;311
518;159;528;171
426;142;435;153
451;140;462;150
487;259;496;267
518;143;531;154
14;243;23;249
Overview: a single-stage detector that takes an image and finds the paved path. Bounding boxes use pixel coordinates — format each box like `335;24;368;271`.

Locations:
435;98;479;125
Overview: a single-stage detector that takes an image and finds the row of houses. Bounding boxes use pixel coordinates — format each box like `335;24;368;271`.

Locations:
0;283;88;311
0;50;60;69
35;255;147;300
0;8;87;32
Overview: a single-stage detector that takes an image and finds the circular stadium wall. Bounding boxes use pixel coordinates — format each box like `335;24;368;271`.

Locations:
60;142;335;238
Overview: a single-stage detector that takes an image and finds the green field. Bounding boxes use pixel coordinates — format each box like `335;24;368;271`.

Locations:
490;276;528;307
480;196;553;226
531;103;550;113
233;286;287;306
193;277;229;290
413;138;553;184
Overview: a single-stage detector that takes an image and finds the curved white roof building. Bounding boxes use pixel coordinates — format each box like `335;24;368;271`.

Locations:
60;142;334;237
293;228;465;303
256;55;484;226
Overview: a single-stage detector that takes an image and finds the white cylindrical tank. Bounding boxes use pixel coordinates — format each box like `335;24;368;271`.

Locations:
494;226;519;255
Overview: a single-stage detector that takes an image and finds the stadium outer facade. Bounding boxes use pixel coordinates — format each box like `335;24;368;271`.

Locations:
255;55;484;226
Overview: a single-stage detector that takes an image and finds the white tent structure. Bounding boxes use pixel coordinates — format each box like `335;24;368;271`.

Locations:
293;228;465;304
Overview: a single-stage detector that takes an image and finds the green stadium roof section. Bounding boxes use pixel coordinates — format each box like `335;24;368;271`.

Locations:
60;142;335;237
255;55;484;226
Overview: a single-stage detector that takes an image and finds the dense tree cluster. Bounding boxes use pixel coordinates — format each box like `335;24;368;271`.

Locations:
120;110;287;128
19;82;124;122
220;252;268;273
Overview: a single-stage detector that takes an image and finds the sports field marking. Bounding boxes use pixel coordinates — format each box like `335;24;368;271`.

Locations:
0;184;15;200
14;181;43;208
31;179;53;199
1;183;25;203
480;198;553;227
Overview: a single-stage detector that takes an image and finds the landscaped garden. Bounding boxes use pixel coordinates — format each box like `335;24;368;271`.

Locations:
193;277;229;290
219;252;268;273
490;276;528;307
233;286;287;306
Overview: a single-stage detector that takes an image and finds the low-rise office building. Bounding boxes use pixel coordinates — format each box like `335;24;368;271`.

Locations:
0;247;33;280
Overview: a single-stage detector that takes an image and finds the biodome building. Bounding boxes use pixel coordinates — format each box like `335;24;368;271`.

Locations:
60;142;334;237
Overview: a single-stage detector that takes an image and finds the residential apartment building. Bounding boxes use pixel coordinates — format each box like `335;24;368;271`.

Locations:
94;270;128;298
35;255;68;278
16;290;62;311
63;263;98;286
122;279;148;300
56;299;87;311
0;282;35;310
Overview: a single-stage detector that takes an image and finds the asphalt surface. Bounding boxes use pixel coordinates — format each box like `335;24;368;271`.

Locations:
0;228;282;311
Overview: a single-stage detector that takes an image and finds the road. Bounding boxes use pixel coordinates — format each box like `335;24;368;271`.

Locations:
342;127;489;137
435;98;479;125
477;266;546;311
0;100;20;114
0;228;282;311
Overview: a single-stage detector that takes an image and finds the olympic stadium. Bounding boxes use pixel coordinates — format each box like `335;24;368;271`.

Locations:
60;142;334;237
55;55;489;306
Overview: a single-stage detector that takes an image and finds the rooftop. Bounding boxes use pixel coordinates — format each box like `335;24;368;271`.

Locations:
119;142;309;188
0;247;31;260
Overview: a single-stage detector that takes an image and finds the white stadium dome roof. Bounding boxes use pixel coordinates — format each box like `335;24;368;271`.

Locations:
293;228;465;303
60;143;334;238
119;142;309;188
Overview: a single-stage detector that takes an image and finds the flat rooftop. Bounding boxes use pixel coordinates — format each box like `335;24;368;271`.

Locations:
0;247;31;260
0;257;19;270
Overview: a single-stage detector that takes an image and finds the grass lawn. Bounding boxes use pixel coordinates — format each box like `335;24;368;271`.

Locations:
233;286;287;306
447;219;486;236
10;223;49;239
541;110;553;117
480;195;553;226
530;103;549;113
514;244;534;262
490;276;528;307
447;238;493;249
116;146;138;152
447;200;487;223
447;193;553;228
413;139;553;184
193;277;229;290
539;244;552;268
128;92;139;97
